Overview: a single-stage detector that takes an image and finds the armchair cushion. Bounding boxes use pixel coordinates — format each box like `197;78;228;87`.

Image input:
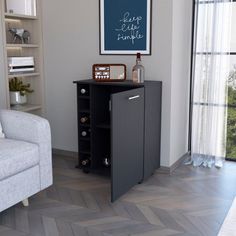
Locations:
0;110;52;189
0;138;39;180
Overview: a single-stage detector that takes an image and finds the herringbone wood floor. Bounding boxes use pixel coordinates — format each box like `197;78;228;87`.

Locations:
0;155;236;236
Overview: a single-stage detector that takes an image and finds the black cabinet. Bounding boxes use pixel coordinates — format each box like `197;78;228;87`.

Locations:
74;79;162;201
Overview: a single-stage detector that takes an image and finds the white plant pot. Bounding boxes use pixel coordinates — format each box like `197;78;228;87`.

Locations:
10;91;27;105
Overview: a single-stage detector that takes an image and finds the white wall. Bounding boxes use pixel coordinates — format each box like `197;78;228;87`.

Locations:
169;0;192;166
41;0;192;167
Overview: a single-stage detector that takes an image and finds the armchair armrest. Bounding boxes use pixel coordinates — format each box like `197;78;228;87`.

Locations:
0;110;52;189
0;110;50;143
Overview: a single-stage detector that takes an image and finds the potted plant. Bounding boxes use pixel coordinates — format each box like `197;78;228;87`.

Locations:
9;77;34;105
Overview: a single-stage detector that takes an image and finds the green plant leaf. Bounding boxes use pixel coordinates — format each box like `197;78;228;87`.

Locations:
9;77;34;96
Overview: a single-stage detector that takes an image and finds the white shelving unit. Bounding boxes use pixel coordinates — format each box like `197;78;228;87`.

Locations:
0;0;45;115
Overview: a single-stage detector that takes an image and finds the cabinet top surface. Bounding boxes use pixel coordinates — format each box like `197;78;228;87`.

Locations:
73;79;161;87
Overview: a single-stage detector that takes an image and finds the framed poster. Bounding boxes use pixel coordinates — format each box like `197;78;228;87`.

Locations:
99;0;152;55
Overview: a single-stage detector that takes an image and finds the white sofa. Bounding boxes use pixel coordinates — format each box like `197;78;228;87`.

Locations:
0;110;53;212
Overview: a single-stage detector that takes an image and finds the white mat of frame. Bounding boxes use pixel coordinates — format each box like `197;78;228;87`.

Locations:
218;197;236;236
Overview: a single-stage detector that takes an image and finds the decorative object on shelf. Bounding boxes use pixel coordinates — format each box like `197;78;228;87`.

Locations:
8;57;35;74
93;64;126;81
99;0;152;55
6;0;36;16
9;77;34;105
132;53;145;83
8;27;30;44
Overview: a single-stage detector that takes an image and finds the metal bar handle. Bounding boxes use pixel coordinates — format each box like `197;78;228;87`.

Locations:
128;95;140;100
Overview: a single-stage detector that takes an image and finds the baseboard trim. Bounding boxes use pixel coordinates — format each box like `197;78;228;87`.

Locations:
52;148;78;158
170;152;190;173
52;149;190;175
157;166;170;174
157;152;190;175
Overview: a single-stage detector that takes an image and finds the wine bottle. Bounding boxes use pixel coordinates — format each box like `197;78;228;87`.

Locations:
80;88;87;94
132;53;145;83
81;128;91;137
81;159;90;167
103;156;111;167
80;116;89;124
81;131;87;137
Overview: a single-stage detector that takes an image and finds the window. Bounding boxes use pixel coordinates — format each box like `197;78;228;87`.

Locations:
191;0;236;161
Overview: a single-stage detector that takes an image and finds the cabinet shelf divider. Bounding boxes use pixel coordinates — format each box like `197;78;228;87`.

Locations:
79;150;91;155
96;123;110;129
79;109;90;113
79;96;90;99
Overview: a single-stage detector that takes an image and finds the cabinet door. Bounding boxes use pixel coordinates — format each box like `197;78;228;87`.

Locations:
111;88;144;202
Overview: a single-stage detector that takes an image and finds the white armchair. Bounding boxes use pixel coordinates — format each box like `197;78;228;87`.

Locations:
0;110;53;212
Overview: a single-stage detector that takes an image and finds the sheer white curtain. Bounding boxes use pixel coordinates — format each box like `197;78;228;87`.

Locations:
190;0;232;168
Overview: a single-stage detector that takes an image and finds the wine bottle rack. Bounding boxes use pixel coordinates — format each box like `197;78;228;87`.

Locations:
77;84;91;171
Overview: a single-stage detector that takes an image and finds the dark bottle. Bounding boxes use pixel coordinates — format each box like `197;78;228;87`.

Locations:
132;53;145;83
81;159;90;167
80;88;87;95
81;129;90;137
81;131;87;137
80;116;89;124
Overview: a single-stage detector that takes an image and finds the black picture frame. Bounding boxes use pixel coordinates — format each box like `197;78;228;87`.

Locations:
99;0;152;55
